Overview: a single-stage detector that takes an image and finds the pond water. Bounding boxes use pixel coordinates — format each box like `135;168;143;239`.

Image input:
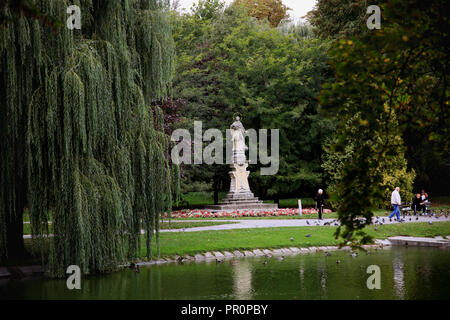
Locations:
1;247;449;300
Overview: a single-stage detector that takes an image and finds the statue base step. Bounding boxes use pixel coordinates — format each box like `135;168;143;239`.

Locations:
204;203;278;212
205;192;279;212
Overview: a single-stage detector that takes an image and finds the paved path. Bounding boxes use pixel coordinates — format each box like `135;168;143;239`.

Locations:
23;216;450;238
159;216;450;233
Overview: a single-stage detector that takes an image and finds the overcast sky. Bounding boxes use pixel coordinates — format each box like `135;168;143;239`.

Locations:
176;0;317;22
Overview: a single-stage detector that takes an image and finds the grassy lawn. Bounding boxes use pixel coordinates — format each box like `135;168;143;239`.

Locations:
263;198;316;207
141;221;450;259
433;196;450;207
179;191;227;206
22;221;238;235
19;221;450;265
22;223;52;235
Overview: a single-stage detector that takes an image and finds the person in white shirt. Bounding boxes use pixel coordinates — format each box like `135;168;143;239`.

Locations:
389;187;401;220
420;189;430;214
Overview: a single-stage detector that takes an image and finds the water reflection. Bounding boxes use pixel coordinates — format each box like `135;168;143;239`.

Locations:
317;259;327;299
298;261;305;290
0;247;449;300
393;252;405;299
232;260;253;299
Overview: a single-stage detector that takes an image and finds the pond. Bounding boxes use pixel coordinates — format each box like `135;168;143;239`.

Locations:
1;247;449;300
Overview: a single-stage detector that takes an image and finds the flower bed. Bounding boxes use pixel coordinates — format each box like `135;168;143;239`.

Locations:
164;208;332;219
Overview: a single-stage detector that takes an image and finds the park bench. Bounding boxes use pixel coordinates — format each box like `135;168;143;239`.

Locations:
400;203;413;216
404;200;433;216
424;201;433;215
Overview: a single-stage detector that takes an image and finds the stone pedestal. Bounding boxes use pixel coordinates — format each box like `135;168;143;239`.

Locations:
205;163;278;212
229;163;251;194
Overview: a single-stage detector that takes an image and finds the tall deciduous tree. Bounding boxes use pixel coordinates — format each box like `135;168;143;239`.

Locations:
172;4;333;201
319;0;448;245
322;113;415;210
308;0;386;38
310;0;449;196
233;0;290;28
0;0;179;277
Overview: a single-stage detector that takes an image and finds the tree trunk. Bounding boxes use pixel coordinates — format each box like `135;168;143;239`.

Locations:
2;175;26;260
5;208;25;259
213;177;219;205
3;117;27;260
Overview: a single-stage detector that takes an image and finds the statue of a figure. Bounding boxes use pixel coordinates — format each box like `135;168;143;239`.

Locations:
203;114;278;211
230;116;248;155
229;116;250;191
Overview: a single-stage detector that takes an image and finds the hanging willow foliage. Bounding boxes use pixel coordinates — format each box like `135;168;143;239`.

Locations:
0;0;179;277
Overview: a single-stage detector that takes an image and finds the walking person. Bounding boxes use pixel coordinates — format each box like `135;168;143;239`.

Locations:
315;189;325;220
389;187;402;220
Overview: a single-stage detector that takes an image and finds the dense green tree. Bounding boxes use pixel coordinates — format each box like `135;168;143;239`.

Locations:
310;0;449;196
172;3;333;202
308;0;386;38
191;0;225;20
0;0;179;276
170;0;230;201
0;0;62;29
217;9;333;200
278;21;314;40
319;0;449;245
322;113;415;210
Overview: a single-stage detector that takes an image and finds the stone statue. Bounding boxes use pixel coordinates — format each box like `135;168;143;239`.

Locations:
230;116;247;165
204;115;278;211
230;116;246;137
228;116;250;192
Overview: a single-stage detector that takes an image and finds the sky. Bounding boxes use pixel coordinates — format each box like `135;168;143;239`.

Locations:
176;0;318;22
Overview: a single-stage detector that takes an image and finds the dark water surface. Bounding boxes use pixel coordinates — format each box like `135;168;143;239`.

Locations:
1;247;449;300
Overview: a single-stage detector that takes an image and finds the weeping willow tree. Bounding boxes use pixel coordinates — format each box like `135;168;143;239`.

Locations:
0;0;180;277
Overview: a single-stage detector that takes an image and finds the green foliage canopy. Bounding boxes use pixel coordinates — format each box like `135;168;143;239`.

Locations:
319;0;449;245
232;0;290;28
172;3;334;199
